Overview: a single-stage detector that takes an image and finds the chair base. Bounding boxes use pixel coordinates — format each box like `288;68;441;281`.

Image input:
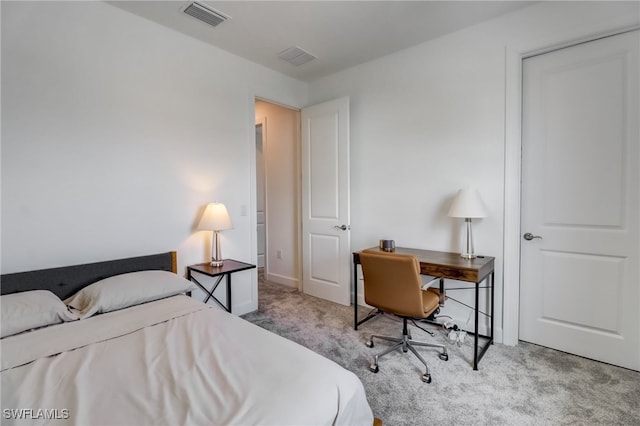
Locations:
366;317;448;383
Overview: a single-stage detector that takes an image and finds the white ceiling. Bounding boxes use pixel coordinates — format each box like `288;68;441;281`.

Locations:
108;1;535;82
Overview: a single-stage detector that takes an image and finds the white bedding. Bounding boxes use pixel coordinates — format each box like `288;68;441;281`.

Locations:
1;296;373;426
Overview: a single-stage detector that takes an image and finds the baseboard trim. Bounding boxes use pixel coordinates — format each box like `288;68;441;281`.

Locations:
266;272;298;288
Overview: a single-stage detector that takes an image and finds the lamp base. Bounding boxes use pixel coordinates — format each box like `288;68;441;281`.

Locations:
461;218;476;260
210;230;224;267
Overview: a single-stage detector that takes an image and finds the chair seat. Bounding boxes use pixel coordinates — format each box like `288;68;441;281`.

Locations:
421;289;440;317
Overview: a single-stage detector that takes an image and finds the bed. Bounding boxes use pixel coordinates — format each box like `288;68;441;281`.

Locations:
0;252;374;425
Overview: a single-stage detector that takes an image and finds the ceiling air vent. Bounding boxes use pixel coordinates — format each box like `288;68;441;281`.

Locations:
278;46;316;66
183;2;228;28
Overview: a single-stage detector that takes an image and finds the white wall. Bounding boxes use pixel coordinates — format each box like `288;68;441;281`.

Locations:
3;1;638;326
307;1;640;341
0;1;307;315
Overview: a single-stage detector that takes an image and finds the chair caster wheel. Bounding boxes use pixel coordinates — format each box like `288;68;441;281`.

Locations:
365;340;374;348
439;353;449;361
369;364;379;373
422;373;432;383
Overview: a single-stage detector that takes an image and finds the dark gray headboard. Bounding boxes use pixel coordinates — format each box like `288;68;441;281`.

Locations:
1;251;177;300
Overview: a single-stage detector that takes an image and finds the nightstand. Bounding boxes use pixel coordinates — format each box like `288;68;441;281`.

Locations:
187;260;256;313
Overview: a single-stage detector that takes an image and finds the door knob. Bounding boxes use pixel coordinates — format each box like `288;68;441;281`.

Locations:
334;225;350;231
523;232;542;241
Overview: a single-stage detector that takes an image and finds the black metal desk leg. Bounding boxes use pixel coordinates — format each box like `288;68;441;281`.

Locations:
226;273;232;313
354;262;359;330
490;272;494;344
474;280;480;371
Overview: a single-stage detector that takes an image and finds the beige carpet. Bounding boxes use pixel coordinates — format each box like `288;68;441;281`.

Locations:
242;278;640;426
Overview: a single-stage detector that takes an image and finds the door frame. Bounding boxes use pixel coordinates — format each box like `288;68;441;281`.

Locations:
502;24;640;346
251;96;303;291
255;117;268;273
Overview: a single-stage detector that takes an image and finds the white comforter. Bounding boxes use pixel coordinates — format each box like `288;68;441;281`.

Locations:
1;296;373;426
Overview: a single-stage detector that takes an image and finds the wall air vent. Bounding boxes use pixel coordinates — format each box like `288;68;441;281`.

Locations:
183;2;229;28
278;46;316;66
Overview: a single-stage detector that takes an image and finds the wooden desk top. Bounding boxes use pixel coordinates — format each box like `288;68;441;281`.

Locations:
353;247;494;283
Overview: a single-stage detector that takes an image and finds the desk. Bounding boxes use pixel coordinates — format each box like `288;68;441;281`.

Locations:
353;247;495;370
187;260;256;313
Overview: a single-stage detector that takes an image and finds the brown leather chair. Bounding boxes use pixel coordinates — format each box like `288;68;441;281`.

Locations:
359;250;448;383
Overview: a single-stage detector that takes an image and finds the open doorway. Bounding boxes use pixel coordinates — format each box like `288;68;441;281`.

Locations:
255;119;266;269
254;99;301;289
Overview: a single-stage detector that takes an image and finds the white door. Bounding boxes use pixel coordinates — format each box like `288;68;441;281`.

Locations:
256;121;266;268
301;97;351;305
520;31;639;370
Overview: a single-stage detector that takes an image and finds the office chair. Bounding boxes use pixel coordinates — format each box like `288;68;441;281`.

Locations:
359;250;448;383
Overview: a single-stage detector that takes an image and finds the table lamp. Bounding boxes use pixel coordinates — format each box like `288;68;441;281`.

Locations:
198;202;233;267
447;188;487;259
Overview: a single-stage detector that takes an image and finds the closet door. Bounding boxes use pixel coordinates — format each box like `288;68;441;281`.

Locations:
520;30;639;370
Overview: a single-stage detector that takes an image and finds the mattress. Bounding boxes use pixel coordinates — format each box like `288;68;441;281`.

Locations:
1;295;373;425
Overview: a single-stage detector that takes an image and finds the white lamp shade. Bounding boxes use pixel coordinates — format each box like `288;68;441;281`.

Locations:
198;202;233;231
447;188;488;219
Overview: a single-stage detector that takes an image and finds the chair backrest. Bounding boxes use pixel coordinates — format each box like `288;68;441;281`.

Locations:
360;250;427;318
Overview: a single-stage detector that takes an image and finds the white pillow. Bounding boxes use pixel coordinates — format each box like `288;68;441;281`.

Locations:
65;270;195;319
1;290;78;338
